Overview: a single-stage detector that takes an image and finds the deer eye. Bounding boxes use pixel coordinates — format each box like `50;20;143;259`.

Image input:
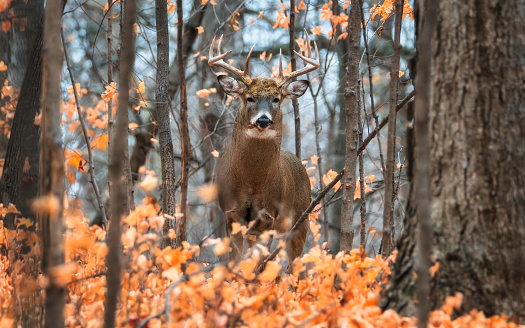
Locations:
273;98;280;103
247;97;255;103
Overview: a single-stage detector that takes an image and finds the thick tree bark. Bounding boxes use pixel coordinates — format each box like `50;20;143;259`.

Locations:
339;0;362;252
156;0;177;241
413;0;436;326
0;0;43;223
328;0;348;254
177;0;189;248
428;0;525;318
104;0;137;325
381;0;403;257
382;0;525;320
0;9;44;227
40;0;65;326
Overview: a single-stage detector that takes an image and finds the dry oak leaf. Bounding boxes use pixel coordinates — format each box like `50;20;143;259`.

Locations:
214;237;230;256
32;195;61;218
136;80;145;94
196;183;218;202
196;26;204;34
320;1;333;22
311;25;322;36
101;82;117;101
0;61;7;71
196;88;217;98
47;263;78;287
91;133;108;151
167;0;175;14
1;80;14;99
139;174;158;191
323;169;342;191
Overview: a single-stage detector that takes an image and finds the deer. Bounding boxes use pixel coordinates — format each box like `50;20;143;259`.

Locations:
208;34;319;273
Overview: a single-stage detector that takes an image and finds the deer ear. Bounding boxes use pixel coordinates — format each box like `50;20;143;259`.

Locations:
217;75;245;97
282;80;309;99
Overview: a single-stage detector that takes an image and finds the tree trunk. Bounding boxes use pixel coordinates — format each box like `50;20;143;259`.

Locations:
156;0;177;242
289;0;301;160
328;0;348;254
0;5;44;227
339;0;362;252
381;0;402;257
40;0;65;326
104;0;137;325
177;0;189;248
428;0;525;318
382;0;525;320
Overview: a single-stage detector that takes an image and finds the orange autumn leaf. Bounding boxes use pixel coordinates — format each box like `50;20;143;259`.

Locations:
90;133;108;151
338;32;348;40
196;88;217;98
196;183;218;203
354;180;373;200
167;0;176;14
311;25;322;36
196;26;204;34
298;0;306;10
320;1;332;22
0;61;6;71
323;169;341;191
136;80;145;94
1;21;10;32
0;0;11;14
101;82;117;101
65;151;87;172
272;10;289;29
139;174;158;191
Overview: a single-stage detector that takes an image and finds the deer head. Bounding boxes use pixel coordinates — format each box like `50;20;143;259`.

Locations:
208;34;319;140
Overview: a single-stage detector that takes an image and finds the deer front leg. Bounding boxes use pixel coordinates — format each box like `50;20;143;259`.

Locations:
225;207;246;263
285;219;308;274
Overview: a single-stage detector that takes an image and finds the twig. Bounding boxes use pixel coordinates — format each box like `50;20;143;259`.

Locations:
357;90;414;155
61;29;108;226
107;0;114;211
358;82;367;249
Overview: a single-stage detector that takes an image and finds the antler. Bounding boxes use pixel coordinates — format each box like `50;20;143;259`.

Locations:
278;30;320;86
208;35;254;82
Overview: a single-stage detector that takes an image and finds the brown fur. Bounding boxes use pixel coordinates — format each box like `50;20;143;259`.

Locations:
217;77;311;272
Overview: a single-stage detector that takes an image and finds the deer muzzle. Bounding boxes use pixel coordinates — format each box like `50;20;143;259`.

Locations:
255;115;273;129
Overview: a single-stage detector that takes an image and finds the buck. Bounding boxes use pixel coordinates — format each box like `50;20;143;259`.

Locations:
208;34;319;272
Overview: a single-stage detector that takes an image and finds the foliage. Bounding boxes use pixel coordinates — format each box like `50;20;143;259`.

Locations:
0;200;519;327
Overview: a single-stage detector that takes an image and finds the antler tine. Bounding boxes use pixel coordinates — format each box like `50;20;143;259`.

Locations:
279;35;320;85
208;34;248;79
279;49;283;79
244;44;255;78
218;34;223;55
304;29;311;58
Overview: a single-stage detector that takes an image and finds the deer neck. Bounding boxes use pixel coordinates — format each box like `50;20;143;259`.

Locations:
230;111;282;184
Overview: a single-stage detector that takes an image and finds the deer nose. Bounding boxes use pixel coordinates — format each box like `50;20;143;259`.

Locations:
255;115;273;128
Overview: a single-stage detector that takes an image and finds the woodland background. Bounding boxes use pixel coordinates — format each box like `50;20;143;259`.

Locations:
0;0;523;327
